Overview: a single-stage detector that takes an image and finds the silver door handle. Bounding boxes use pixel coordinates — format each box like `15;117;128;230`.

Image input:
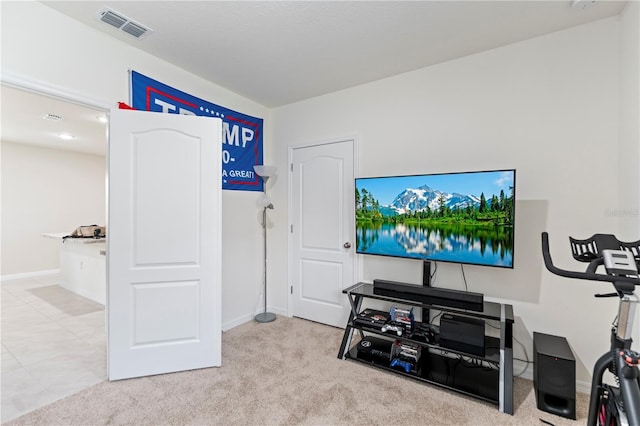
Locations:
343;242;351;249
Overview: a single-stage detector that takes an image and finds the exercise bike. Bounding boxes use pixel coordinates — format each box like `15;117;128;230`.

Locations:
541;232;640;426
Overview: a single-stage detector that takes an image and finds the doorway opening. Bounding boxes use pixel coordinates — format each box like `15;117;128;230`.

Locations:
0;82;109;422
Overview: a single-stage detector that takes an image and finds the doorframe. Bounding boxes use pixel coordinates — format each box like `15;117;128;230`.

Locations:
1;71;112;112
286;135;360;318
1;70;111;357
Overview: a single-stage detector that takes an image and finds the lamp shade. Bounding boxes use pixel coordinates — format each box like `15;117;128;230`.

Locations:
254;165;277;178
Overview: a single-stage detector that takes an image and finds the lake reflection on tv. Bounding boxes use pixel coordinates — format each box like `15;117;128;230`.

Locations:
356;222;513;268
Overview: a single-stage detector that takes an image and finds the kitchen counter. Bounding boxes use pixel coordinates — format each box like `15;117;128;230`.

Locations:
43;233;106;305
42;233;106;245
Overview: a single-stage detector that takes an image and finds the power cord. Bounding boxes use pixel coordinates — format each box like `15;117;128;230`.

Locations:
512;334;532;376
429;311;444;325
460;264;469;292
486;322;531;377
436;267;532;376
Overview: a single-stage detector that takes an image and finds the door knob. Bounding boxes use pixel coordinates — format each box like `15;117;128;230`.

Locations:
343;242;351;249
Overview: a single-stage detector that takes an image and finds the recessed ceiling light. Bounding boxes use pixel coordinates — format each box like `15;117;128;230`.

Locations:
58;133;75;140
43;113;63;121
97;115;108;123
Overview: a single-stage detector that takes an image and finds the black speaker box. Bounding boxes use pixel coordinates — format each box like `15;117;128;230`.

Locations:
372;279;484;312
533;332;576;420
439;314;485;357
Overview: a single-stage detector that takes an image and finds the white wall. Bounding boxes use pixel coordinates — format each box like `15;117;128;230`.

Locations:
0;1;272;329
618;1;640;239
0;142;106;276
3;1;637;386
272;16;636;386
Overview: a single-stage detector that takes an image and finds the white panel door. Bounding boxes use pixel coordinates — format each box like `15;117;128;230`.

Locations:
108;109;222;380
291;140;355;328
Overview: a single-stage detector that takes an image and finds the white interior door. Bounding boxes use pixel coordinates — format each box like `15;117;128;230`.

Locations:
108;109;222;380
291;139;355;328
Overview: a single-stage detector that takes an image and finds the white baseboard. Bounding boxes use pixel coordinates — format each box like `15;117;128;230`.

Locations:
1;269;60;282
222;313;254;332
515;360;591;394
576;379;591;394
222;307;289;332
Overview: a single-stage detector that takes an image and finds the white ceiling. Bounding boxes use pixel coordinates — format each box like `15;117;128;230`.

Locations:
1;86;108;156
43;0;627;108
1;0;628;156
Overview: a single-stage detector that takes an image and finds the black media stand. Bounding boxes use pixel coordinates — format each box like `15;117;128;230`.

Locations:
338;282;514;414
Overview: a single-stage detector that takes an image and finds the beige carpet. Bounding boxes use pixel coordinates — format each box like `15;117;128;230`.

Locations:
5;317;588;425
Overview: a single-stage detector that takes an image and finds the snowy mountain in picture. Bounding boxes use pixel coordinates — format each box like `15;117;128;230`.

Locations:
387;185;481;214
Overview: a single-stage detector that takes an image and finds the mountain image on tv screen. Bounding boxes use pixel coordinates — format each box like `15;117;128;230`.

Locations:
355;169;515;268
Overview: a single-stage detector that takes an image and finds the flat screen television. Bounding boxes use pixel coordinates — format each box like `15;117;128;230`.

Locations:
355;169;515;269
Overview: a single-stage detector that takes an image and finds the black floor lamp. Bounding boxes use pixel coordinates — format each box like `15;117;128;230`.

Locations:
254;165;277;323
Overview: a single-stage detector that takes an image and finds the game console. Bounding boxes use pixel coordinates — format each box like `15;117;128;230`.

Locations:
439;313;485;357
356;336;392;362
354;309;390;329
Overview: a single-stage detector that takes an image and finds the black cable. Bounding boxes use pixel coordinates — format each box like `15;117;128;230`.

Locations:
459;356;499;370
429;311;443;325
484;323;531;376
460;264;469;292
513;335;530;376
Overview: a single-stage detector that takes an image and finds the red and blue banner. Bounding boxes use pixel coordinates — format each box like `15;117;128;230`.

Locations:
130;70;264;192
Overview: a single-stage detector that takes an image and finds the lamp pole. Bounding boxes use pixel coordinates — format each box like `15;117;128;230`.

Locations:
255;203;275;323
254;165;277;323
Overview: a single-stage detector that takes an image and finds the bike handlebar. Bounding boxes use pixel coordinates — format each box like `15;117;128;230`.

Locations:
541;232;640;292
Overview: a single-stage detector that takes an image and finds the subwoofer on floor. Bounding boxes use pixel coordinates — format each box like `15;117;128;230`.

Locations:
533;332;576;420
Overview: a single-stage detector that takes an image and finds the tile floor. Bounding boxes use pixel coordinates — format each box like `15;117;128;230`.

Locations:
1;274;106;422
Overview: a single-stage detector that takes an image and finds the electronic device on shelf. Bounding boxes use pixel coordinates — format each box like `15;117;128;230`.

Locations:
373;279;484;312
356;336;392;362
439;313;485;357
355;168;516;269
354;308;390;329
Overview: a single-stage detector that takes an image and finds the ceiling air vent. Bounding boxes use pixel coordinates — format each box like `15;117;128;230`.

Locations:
42;113;63;122
99;8;127;28
122;21;148;38
97;7;152;39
